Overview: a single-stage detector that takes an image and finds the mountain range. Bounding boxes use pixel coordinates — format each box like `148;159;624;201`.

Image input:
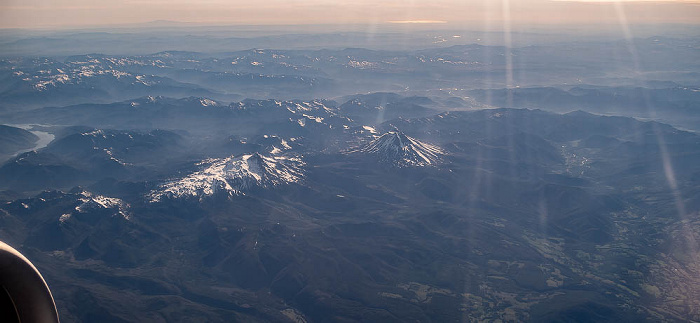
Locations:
1;98;699;321
1;32;699;322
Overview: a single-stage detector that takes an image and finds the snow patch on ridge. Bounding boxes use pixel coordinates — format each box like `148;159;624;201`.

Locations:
64;191;131;221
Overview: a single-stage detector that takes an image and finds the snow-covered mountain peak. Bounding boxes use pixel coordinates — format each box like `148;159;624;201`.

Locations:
360;131;444;167
200;98;218;107
149;153;304;202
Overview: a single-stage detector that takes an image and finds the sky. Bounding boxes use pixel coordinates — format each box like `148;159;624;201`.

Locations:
0;0;699;29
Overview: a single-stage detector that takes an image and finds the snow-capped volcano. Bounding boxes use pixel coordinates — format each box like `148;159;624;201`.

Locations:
149;153;304;201
360;131;444;167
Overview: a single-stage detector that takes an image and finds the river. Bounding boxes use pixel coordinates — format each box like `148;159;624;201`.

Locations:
7;124;56;157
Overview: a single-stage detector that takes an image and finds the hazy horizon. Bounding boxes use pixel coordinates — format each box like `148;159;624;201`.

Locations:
1;0;699;29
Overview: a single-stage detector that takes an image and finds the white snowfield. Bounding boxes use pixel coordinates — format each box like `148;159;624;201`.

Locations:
360;131;444;167
149;153;304;202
